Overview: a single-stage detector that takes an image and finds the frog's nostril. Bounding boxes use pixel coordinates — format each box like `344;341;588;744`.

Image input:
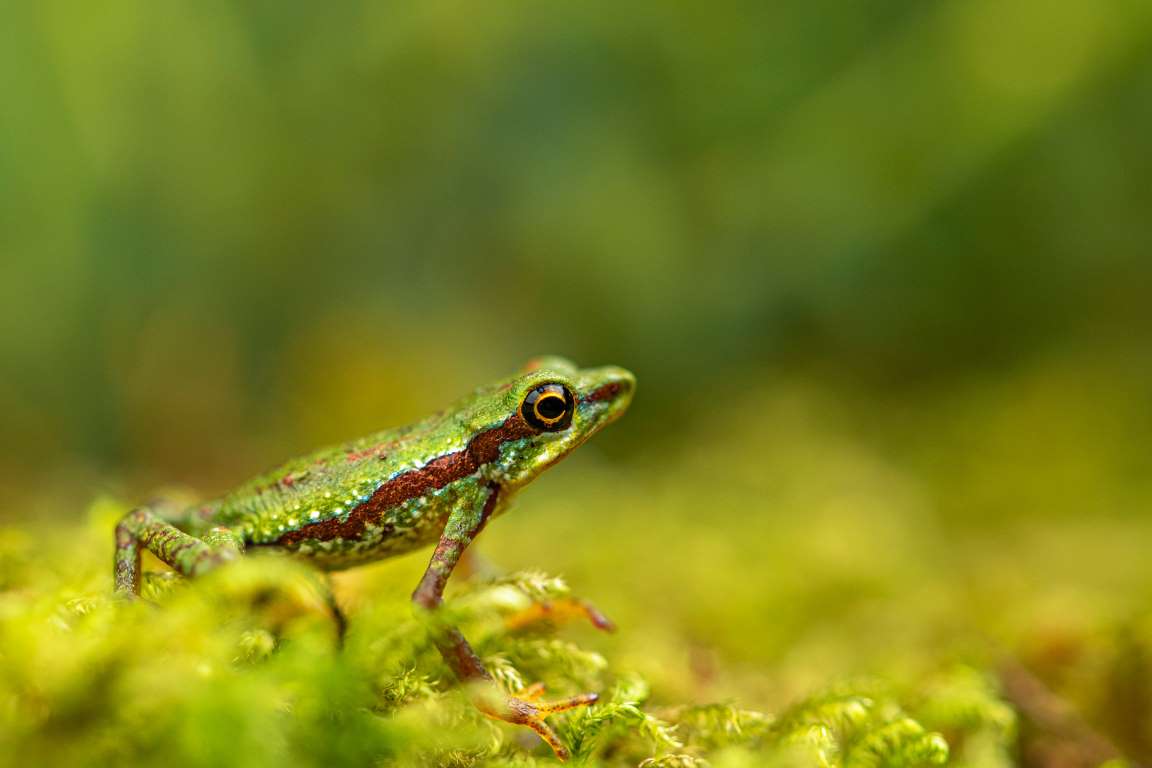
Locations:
584;372;635;404
610;369;635;398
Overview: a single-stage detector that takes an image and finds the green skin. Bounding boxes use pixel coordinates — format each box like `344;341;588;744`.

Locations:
114;356;635;760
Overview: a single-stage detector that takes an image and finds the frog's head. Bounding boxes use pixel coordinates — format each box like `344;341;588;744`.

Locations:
469;356;634;491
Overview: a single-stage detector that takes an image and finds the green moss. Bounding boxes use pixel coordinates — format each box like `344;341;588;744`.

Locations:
0;504;1006;768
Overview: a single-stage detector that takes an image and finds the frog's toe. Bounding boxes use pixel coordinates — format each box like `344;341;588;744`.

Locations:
477;686;598;761
578;600;615;632
504;597;616;633
534;691;599;714
519;712;570;761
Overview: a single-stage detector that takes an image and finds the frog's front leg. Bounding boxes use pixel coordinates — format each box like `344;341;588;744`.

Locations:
113;505;240;595
413;483;597;761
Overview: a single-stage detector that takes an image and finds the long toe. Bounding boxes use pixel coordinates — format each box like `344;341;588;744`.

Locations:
533;692;599;715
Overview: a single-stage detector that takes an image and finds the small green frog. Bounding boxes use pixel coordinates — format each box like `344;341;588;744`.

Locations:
114;355;635;759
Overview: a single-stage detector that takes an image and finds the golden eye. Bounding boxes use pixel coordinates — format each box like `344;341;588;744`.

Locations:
521;383;574;431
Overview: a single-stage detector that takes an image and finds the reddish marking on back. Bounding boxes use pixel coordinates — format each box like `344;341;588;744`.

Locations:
274;414;536;546
345;446;387;463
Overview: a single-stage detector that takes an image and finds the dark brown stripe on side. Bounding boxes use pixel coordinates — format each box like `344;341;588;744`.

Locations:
276;414;535;545
584;381;624;403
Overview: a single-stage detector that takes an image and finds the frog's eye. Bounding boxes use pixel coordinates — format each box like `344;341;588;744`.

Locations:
521;383;575;432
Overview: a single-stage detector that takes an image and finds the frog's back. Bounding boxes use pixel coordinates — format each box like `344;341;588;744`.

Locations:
209;411;465;550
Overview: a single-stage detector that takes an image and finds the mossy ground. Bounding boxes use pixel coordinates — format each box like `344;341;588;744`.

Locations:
3;359;1150;767
0;520;975;768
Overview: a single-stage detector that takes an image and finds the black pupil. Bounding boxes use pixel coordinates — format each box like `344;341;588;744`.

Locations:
537;395;566;419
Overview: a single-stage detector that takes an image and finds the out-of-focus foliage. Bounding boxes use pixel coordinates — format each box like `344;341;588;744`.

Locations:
2;0;1152;765
2;0;1152;487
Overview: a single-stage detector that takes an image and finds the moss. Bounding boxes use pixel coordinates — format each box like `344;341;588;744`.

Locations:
0;504;1009;768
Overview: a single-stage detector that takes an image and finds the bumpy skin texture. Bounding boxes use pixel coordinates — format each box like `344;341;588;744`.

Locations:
113;356;635;760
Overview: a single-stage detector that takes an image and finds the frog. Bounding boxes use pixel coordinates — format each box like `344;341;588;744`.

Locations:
113;355;635;760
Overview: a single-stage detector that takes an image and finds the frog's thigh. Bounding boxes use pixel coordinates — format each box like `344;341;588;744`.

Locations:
114;507;238;595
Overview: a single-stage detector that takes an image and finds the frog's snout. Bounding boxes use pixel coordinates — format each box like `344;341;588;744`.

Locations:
580;367;635;415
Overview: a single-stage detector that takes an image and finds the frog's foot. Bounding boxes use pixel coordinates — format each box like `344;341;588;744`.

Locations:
504;597;616;634
475;683;598;761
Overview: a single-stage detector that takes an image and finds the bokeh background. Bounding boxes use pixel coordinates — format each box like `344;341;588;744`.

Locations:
3;0;1152;764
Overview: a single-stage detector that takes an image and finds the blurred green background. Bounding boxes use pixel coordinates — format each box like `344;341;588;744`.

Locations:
3;0;1152;764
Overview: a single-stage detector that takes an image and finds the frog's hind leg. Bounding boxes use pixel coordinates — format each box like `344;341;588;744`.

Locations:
114;506;239;595
316;573;347;645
